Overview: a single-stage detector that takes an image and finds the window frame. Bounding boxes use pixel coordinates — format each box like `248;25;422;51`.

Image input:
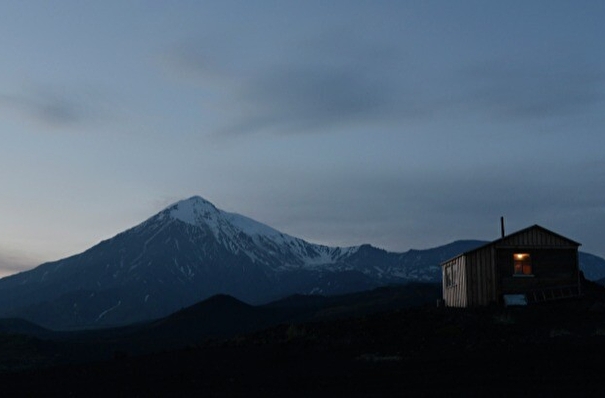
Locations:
513;253;533;276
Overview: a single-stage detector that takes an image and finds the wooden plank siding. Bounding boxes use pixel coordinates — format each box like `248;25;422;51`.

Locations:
442;256;467;307
497;248;579;294
465;247;498;306
496;226;578;248
440;225;580;308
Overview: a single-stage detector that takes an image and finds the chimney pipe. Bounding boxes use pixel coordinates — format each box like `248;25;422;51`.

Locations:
500;216;505;238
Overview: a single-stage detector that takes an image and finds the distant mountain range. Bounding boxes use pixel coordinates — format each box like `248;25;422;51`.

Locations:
0;196;603;330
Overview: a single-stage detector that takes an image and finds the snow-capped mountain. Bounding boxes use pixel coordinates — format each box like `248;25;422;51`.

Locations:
162;196;358;269
0;196;433;329
0;196;602;330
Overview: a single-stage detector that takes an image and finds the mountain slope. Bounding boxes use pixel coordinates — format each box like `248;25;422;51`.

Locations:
0;196;401;329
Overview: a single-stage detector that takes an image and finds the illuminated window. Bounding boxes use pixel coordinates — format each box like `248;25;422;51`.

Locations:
513;253;532;275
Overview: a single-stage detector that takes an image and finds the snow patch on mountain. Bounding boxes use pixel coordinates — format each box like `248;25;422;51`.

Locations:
163;196;360;268
169;196;294;240
225;212;283;238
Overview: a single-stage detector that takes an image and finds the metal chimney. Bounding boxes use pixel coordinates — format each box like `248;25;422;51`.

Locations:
500;216;505;238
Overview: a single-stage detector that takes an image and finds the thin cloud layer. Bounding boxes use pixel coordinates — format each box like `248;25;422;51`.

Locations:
0;92;82;128
0;87;111;131
164;31;417;136
460;62;605;120
166;31;605;139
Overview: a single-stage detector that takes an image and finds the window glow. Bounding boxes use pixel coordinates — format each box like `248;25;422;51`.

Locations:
513;253;532;275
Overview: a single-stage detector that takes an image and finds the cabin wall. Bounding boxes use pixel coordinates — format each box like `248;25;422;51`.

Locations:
442;256;467;307
465;247;497;306
441;226;581;307
497;248;579;294
499;227;575;247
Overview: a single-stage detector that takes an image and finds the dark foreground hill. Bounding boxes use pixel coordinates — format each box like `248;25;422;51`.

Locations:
0;283;443;366
2;280;605;396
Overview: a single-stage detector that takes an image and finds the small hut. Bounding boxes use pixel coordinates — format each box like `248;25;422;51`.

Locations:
441;224;581;307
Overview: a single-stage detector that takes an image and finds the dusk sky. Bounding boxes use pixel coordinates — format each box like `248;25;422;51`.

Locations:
1;1;604;276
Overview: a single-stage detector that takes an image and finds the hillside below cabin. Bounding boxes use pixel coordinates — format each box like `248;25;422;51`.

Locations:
441;225;581;307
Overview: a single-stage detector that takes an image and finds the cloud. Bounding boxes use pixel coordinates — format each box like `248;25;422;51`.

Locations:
223;65;396;135
163;31;420;137
162;38;237;82
0;87;108;130
166;30;605;139
457;60;605;121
